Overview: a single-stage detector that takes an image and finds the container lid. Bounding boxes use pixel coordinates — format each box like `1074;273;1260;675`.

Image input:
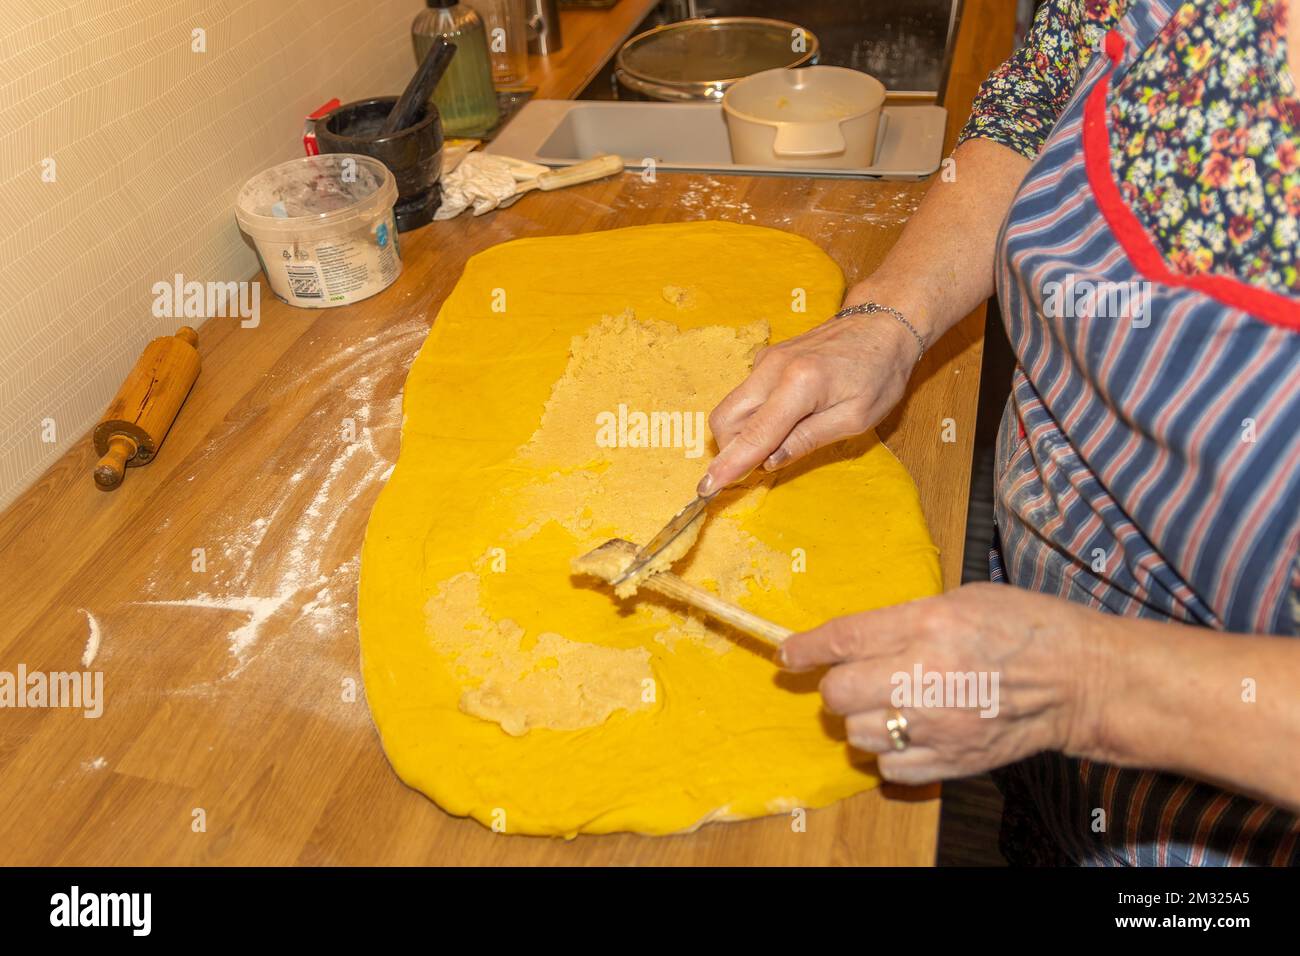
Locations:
234;153;397;241
618;17;819;96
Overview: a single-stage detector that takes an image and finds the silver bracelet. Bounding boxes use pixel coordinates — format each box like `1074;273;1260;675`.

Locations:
832;301;926;363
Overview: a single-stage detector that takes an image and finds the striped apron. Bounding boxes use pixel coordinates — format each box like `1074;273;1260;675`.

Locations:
990;0;1300;865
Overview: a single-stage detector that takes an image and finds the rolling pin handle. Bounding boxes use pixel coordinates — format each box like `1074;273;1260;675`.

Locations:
94;435;138;491
175;326;199;348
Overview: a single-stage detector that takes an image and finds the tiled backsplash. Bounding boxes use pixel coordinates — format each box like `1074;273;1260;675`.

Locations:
0;0;425;507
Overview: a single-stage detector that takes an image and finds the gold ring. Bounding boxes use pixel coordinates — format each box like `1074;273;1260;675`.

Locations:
885;709;910;752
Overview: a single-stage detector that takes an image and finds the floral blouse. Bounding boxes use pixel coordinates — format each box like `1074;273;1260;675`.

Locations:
958;0;1300;296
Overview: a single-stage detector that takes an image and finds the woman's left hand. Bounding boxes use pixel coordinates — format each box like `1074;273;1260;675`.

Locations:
780;583;1107;784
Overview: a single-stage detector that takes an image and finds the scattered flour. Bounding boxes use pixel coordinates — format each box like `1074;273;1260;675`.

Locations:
614;175;756;222
81;757;108;772
611;173;921;240
139;594;293;661
132;319;426;692
79;608;102;668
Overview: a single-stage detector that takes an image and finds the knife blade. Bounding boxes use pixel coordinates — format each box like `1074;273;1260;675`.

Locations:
610;494;712;587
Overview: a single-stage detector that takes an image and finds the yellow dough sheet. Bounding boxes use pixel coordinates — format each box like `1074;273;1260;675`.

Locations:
358;221;942;837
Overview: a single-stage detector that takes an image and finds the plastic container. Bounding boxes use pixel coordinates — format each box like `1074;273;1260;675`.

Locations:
235;154;401;309
723;66;886;169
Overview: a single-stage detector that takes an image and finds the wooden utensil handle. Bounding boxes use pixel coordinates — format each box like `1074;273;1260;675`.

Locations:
642;572;793;647
536;154;624;191
94;435;138;490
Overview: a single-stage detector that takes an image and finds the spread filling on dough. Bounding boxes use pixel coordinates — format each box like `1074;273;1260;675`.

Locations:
661;285;696;309
425;572;652;737
422;311;791;736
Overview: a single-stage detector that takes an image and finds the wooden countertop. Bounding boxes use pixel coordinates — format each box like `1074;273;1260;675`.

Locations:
0;0;1003;866
524;0;661;99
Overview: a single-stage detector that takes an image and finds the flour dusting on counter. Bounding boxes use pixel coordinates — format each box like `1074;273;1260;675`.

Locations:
139;594;292;662
79;608;102;667
614;175;757;222
610;174;923;244
132;319;426;709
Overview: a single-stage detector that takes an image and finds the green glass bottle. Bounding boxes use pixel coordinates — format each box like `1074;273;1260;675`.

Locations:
413;0;501;137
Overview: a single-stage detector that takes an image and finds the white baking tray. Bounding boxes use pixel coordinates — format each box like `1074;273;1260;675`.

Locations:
485;99;947;180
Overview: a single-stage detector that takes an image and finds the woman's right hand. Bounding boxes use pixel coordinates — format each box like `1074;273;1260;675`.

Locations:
697;297;923;496
691;138;1029;497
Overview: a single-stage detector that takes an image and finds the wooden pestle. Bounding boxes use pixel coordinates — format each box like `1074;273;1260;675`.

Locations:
92;327;201;490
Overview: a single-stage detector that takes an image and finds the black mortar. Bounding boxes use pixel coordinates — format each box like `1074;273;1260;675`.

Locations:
315;96;444;232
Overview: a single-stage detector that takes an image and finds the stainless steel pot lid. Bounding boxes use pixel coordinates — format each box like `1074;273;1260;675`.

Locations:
617;17;820;96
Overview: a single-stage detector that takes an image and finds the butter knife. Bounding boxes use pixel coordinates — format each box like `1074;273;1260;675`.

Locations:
610;493;713;587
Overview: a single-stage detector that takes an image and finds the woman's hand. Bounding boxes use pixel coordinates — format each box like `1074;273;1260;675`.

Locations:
698;294;921;495
696;138;1035;498
780;583;1105;785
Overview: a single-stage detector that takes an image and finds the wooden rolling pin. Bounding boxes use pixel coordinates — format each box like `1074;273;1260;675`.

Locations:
577;538;793;647
92;327;201;490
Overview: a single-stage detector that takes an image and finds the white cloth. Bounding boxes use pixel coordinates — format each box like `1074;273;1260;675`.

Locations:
434;152;550;220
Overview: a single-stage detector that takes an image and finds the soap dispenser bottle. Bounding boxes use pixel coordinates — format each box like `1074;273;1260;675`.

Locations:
412;0;501;137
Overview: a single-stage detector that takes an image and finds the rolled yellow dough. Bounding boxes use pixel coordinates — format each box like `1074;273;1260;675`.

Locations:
358;222;942;837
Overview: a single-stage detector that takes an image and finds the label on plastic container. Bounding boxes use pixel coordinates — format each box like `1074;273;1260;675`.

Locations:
261;209;401;309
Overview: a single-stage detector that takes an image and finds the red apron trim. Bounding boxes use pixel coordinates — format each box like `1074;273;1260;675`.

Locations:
1104;28;1126;64
1083;30;1300;331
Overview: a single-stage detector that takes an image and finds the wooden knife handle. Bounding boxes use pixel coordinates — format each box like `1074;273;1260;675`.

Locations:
536;154;624;191
641;572;793;647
